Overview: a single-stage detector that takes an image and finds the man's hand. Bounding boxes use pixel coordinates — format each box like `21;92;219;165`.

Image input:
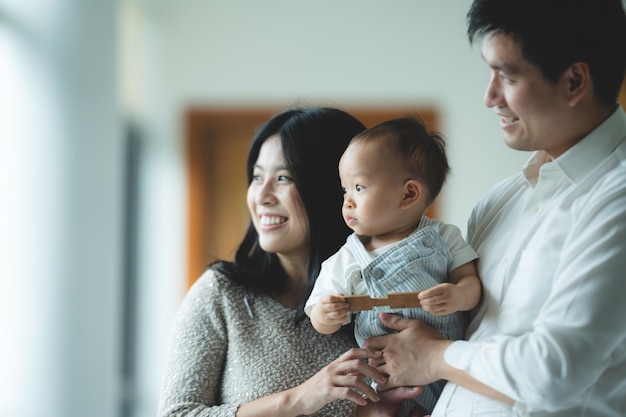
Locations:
364;314;514;406
354;386;423;417
363;313;452;389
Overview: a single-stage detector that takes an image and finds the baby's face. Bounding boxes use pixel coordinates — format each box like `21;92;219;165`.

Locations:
338;141;408;237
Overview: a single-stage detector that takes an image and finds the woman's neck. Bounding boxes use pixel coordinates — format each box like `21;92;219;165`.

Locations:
272;253;309;309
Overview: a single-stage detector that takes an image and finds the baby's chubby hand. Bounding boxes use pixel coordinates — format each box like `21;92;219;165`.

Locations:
316;294;350;326
418;283;462;316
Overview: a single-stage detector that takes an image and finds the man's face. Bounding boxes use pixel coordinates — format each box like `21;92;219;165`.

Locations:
481;33;576;158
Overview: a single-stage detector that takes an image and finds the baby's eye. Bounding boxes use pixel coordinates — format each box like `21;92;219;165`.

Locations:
355;184;365;192
341;187;347;195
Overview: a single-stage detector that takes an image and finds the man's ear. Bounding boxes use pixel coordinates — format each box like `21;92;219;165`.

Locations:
400;179;423;209
564;62;591;107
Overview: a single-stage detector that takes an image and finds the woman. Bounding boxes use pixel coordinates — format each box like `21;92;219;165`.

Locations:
159;107;412;416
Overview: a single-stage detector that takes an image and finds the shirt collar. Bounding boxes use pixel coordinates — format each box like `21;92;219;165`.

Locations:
522;105;626;186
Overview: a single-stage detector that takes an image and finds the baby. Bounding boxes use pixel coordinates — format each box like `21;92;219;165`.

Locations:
305;117;482;416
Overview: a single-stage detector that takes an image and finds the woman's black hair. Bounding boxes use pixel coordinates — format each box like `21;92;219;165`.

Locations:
212;107;365;321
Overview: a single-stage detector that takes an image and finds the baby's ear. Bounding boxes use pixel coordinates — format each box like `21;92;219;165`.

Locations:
400;179;423;208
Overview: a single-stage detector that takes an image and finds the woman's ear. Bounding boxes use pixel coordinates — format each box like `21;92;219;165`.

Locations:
400;179;424;209
564;62;591;107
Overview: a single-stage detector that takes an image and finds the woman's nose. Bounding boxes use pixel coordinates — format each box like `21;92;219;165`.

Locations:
255;181;277;205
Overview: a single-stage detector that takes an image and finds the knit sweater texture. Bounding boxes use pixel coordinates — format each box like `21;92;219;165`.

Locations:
158;268;357;416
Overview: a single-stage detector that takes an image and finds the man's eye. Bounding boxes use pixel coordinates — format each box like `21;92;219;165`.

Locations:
356;185;365;192
499;72;513;83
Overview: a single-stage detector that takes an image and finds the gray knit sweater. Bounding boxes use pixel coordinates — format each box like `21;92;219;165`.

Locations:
158;269;357;417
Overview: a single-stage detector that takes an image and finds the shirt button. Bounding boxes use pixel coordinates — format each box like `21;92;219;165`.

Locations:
423;236;434;246
529;206;539;214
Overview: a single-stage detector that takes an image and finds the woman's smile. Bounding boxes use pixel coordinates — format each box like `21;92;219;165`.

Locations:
259;214;288;226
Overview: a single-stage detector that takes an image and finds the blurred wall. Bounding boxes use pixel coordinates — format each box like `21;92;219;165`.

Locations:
1;1;122;417
158;0;531;226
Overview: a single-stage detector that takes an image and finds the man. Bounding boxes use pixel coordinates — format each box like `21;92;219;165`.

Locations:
364;0;626;415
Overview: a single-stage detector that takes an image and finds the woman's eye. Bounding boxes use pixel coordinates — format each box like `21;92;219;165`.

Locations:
251;174;262;182
277;175;293;182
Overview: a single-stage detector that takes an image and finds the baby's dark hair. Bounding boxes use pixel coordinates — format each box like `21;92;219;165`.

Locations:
351;116;450;204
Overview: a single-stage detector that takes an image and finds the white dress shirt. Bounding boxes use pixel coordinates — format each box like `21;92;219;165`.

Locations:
433;106;626;417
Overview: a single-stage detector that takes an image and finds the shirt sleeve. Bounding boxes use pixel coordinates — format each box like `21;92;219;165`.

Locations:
450;176;626;412
305;245;360;320
437;221;479;270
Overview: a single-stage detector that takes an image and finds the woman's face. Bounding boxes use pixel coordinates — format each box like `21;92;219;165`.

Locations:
247;135;309;262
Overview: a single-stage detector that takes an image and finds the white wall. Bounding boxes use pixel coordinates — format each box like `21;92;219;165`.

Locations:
159;0;530;227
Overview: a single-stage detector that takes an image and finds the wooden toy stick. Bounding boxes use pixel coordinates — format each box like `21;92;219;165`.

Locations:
342;291;421;312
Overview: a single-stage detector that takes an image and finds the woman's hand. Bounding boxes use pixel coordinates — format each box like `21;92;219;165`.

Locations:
285;347;388;415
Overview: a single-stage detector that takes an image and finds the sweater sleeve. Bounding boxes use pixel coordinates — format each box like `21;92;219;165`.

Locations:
158;270;238;417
